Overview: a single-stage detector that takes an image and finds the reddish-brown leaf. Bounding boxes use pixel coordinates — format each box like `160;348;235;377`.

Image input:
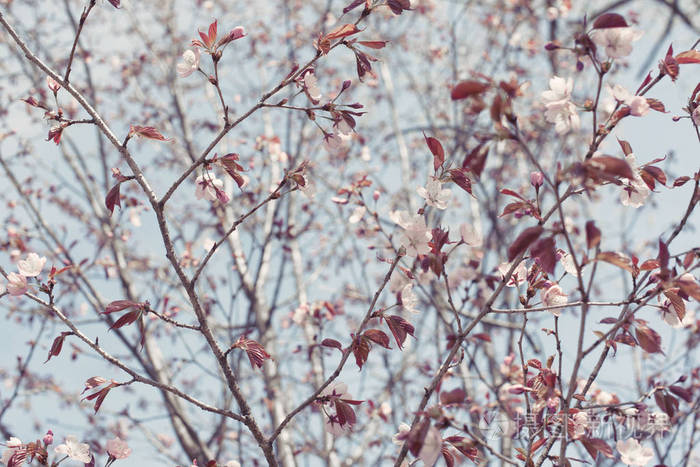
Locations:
105;183;122;215
385;315;415;350
321;338;343;351
673;176;690;187
617;138;633;156
424;133;445;171
407;418;431;457
580;437;614;460
677;275;700;301
663;290;686;321
451;80;489;100
675;50;700;64
530;236;556;274
596;251;635;274
635;322;663;354
358;40;388;49
104;300;142;314
592;13;628;29
351;336;371;369
586;221;602;250
669;385;693;402
448;168;473;197
45;332;74;363
128;125;170;141
440;388;466;405
587;156;634;180
646;98;666;113
462;143;489;178
233;336;271;369
109;310;142;330
363;329;391;349
658;239;670;269
507;225;543;262
324;23;360;42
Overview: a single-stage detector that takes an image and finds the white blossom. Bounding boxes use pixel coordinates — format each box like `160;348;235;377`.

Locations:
616;438;653;466
195;174;230;204
417;177;451;210
176;49;200;77
1;437;22;465
17;252;46;277
6;273;28;296
459;223;483;247
498;260;527;287
401;283;419;313
348;206;366;224
304;72;322;102
611;85;649;117
541;283;568;315
541;76;580;133
54;436;91;463
398;215;431;257
620;154;650;208
592;27;642;59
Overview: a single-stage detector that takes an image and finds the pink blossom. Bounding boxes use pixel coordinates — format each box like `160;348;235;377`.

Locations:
106;437;131;460
592;27;642;59
17;252;46;277
43;431;53;447
54;435;91;463
1;437;23;466
6;272;28;296
398;215;431;257
498;260;527;287
530;171;544;188
616;438;653;466
541;283;567;314
459;223;483;247
417;177;452;210
177;49;200;77
226;26;246;42
611;85;649;117
195;174;229;204
46;76;60;93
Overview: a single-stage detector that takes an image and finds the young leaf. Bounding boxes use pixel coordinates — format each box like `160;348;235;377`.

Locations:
507;225;543;262
451;80;489;100
233;337;272;369
385;315;415;350
45;332;74;363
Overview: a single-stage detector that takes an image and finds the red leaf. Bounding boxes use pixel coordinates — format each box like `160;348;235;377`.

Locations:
507;225;543;262
448;168;473;196
639;259;659;270
673;176;690;187
586;221;601;250
334;400;357;426
646;98;666;113
351;336;371;369
592;13;628;29
407;418;431;457
385;315;415;350
321;338;343;351
617;138;633;156
324;23;360;42
500;188;525;200
677;275;700;302
669;385;693;402
451;80;489;100
107;0;120;7
109;309;142;330
635;322;663;354
363;329;391;349
586;156;634;180
424;133;445;171
104;300;142;314
358;40;388;49
664;290;686;320
233;336;271;369
128;125;170;141
675;50;700;64
580;437;614;460
657;239;670;269
642;166;667;186
82;379;118;413
45;332;74;363
105;183;122;215
530;236;556;274
440;388;466;405
462;143;489;178
596;251;636;275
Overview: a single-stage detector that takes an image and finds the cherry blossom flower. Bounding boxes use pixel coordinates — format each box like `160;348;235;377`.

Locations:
398;215;431;257
318;382;361;436
348;206;366;224
558;251;579;277
176;49;200;77
616;438;653;466
323;133;344;153
223;462;241;467
195;174;230;204
459;223;483;247
1;437;24;465
611;85;649;117
498;260;527;287
6;272;28;296
541;76;580;134
417;177;452;210
418;425;442;466
303;71;322;102
571;411;588;438
620;154;650;208
392;423;411;445
530;171;544;189
389;271;410;293
43;431;53;446
660;299;694;328
401;283;419;313
541;283;568;314
106;437;131;460
17;252;46;277
54;435;91;463
592;27;642;59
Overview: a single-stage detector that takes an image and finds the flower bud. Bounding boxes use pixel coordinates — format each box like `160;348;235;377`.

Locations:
530;171;544;189
43;430;54;446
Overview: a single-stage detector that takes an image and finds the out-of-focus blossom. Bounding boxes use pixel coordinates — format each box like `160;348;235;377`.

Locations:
592;27;642;59
304;72;322;102
43;431;53;447
6;273;28;296
558;251;579;277
223;462;241;467
348;206;366;224
460;223;483;247
392;423;411;445
616;438;653;466
176;49;200;77
417;177;452;210
620;154;650;208
54;436;91;463
195;174;229;204
611;85;649;117
17;253;46;277
541;76;580;133
401;283;419;313
418;425;442;466
1;437;23;465
106;437;131;460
